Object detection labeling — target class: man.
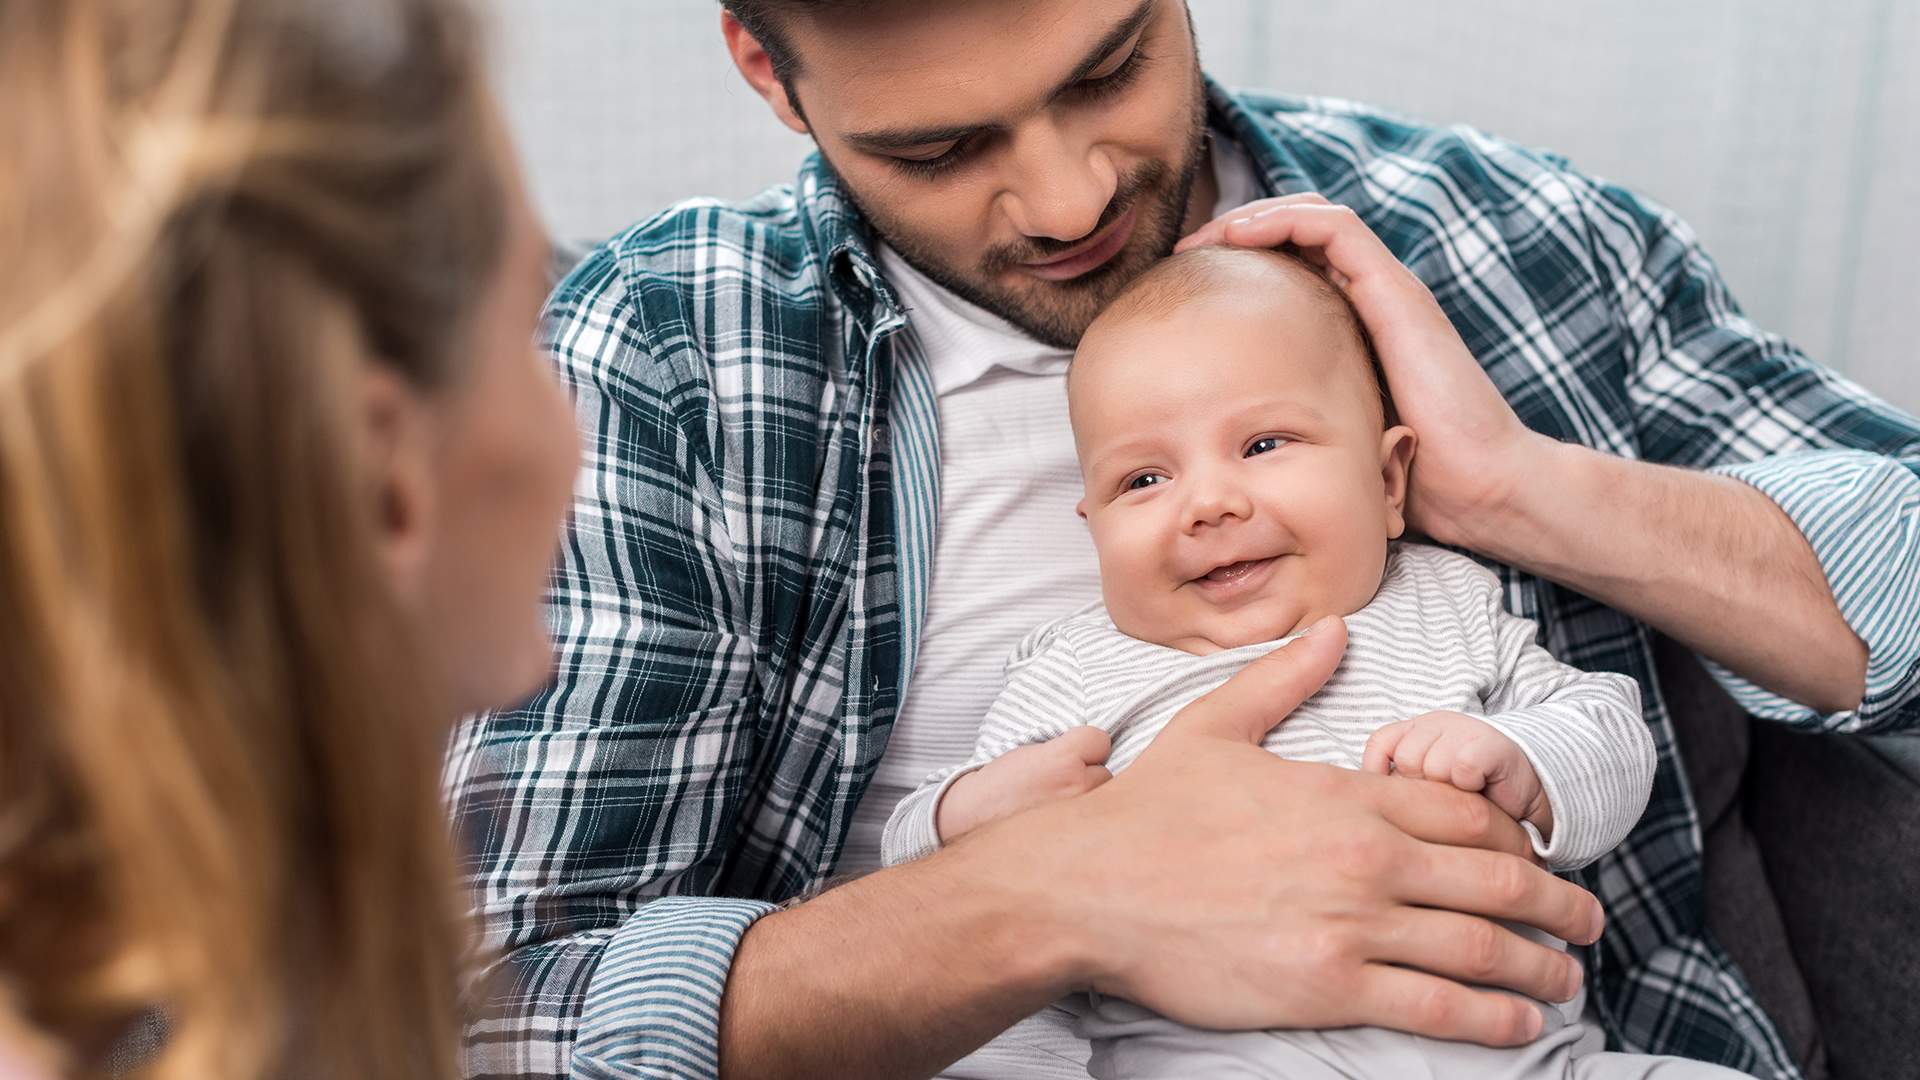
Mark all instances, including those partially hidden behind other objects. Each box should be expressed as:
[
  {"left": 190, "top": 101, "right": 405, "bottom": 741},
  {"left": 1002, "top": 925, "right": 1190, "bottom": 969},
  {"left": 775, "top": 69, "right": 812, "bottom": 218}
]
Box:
[{"left": 447, "top": 2, "right": 1920, "bottom": 1077}]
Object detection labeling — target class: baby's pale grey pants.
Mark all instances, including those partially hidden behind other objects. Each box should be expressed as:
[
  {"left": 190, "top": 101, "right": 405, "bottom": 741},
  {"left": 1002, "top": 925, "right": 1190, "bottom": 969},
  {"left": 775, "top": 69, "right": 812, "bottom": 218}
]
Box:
[{"left": 1068, "top": 993, "right": 1753, "bottom": 1080}]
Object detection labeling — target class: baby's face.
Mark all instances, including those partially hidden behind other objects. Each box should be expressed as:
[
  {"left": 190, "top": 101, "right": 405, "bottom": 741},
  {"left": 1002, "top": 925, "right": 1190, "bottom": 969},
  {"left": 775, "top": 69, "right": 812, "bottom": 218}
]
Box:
[{"left": 1071, "top": 271, "right": 1414, "bottom": 653}]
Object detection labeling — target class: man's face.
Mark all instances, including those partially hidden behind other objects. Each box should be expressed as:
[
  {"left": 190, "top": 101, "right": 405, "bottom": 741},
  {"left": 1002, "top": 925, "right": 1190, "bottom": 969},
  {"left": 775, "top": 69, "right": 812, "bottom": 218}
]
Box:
[{"left": 774, "top": 0, "right": 1211, "bottom": 349}]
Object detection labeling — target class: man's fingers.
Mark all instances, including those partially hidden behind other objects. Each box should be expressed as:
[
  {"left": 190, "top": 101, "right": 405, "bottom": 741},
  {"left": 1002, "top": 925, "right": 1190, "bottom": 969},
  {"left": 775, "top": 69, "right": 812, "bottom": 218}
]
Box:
[
  {"left": 1351, "top": 965, "right": 1544, "bottom": 1047},
  {"left": 1367, "top": 770, "right": 1533, "bottom": 858},
  {"left": 1368, "top": 907, "right": 1581, "bottom": 1005},
  {"left": 1215, "top": 204, "right": 1394, "bottom": 271},
  {"left": 1159, "top": 616, "right": 1347, "bottom": 745},
  {"left": 1396, "top": 842, "right": 1604, "bottom": 946},
  {"left": 1175, "top": 192, "right": 1333, "bottom": 252}
]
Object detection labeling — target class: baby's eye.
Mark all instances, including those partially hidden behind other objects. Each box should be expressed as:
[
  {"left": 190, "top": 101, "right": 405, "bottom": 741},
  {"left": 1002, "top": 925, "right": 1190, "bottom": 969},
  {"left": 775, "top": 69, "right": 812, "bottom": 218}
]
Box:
[
  {"left": 1246, "top": 436, "right": 1290, "bottom": 457},
  {"left": 1126, "top": 473, "right": 1168, "bottom": 491}
]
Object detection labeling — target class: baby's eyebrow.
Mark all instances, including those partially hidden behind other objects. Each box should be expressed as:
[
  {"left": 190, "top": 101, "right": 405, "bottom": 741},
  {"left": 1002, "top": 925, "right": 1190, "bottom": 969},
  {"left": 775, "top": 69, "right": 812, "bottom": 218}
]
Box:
[{"left": 1083, "top": 437, "right": 1163, "bottom": 480}]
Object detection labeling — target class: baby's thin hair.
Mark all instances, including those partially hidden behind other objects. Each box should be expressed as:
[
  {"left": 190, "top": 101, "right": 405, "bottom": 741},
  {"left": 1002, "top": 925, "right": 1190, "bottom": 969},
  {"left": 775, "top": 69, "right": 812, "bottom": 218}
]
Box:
[{"left": 1084, "top": 246, "right": 1397, "bottom": 427}]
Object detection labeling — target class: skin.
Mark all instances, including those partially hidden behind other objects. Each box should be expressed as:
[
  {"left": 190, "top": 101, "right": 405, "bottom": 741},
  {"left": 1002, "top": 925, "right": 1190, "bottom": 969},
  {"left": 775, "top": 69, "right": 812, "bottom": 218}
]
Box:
[
  {"left": 714, "top": 1, "right": 1864, "bottom": 1075},
  {"left": 369, "top": 98, "right": 580, "bottom": 718},
  {"left": 942, "top": 256, "right": 1553, "bottom": 846},
  {"left": 725, "top": 0, "right": 1216, "bottom": 349},
  {"left": 1180, "top": 196, "right": 1866, "bottom": 714}
]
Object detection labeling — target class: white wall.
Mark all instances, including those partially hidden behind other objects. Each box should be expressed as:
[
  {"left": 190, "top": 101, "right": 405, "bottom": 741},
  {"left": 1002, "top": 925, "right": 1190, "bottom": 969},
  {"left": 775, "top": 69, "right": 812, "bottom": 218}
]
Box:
[{"left": 490, "top": 0, "right": 1919, "bottom": 414}]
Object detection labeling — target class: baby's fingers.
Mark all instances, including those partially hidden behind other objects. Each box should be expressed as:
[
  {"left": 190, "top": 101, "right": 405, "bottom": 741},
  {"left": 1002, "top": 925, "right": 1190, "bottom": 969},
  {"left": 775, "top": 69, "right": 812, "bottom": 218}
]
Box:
[{"left": 1361, "top": 721, "right": 1410, "bottom": 775}]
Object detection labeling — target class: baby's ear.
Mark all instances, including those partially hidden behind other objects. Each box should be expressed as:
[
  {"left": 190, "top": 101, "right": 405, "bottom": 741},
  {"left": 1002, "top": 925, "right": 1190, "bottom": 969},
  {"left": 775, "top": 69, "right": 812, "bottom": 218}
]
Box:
[{"left": 1379, "top": 425, "right": 1417, "bottom": 538}]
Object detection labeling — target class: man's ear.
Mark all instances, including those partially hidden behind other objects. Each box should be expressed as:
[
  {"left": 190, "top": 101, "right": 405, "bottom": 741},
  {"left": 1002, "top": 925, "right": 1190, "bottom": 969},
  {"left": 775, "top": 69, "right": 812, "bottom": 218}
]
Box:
[
  {"left": 361, "top": 364, "right": 437, "bottom": 605},
  {"left": 1379, "top": 424, "right": 1417, "bottom": 539},
  {"left": 721, "top": 11, "right": 809, "bottom": 135}
]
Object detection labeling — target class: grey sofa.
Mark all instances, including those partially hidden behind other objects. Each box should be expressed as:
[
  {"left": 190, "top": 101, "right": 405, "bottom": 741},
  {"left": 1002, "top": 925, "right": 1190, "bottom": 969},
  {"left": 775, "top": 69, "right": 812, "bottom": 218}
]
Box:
[{"left": 1657, "top": 634, "right": 1920, "bottom": 1079}]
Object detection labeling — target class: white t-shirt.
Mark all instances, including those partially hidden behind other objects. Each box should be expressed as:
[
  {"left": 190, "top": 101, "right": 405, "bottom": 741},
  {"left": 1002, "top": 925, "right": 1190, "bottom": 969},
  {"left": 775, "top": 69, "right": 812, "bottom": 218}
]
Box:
[{"left": 835, "top": 133, "right": 1263, "bottom": 1079}]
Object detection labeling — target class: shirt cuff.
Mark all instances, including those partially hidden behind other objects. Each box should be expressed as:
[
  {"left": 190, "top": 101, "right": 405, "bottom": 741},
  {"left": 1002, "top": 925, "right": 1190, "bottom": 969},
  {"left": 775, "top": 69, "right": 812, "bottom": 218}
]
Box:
[
  {"left": 1710, "top": 449, "right": 1920, "bottom": 730},
  {"left": 880, "top": 764, "right": 985, "bottom": 867},
  {"left": 1474, "top": 691, "right": 1652, "bottom": 872},
  {"left": 572, "top": 896, "right": 778, "bottom": 1079}
]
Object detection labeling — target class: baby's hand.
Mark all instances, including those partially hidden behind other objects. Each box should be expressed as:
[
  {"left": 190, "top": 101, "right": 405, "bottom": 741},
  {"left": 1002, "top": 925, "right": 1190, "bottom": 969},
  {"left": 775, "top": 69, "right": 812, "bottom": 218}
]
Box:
[
  {"left": 937, "top": 726, "right": 1114, "bottom": 844},
  {"left": 1362, "top": 711, "right": 1552, "bottom": 838}
]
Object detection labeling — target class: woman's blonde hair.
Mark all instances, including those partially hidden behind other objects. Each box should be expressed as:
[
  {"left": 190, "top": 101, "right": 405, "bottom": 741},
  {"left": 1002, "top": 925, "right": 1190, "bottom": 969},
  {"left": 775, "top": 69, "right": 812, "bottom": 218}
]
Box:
[{"left": 0, "top": 0, "right": 503, "bottom": 1075}]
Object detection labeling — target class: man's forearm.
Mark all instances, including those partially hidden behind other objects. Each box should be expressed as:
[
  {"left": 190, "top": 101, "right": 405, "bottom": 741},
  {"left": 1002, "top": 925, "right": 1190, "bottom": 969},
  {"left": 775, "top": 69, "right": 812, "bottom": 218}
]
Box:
[
  {"left": 718, "top": 834, "right": 1083, "bottom": 1080},
  {"left": 1461, "top": 437, "right": 1867, "bottom": 714}
]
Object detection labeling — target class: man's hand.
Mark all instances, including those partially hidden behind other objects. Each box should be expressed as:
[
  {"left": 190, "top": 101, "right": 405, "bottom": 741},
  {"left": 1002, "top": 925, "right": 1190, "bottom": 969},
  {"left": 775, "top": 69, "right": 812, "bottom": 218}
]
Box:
[
  {"left": 1363, "top": 710, "right": 1553, "bottom": 839},
  {"left": 1176, "top": 194, "right": 1544, "bottom": 550},
  {"left": 1178, "top": 195, "right": 1867, "bottom": 714},
  {"left": 994, "top": 615, "right": 1599, "bottom": 1047},
  {"left": 937, "top": 727, "right": 1113, "bottom": 843}
]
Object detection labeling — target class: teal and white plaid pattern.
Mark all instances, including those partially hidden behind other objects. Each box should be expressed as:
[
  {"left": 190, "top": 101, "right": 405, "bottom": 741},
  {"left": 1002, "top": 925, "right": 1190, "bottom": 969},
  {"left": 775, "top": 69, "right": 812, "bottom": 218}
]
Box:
[{"left": 446, "top": 84, "right": 1920, "bottom": 1079}]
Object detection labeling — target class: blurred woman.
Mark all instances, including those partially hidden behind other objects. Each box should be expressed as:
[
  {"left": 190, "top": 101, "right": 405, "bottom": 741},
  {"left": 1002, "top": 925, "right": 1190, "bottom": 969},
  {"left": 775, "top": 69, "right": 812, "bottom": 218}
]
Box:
[{"left": 0, "top": 0, "right": 579, "bottom": 1076}]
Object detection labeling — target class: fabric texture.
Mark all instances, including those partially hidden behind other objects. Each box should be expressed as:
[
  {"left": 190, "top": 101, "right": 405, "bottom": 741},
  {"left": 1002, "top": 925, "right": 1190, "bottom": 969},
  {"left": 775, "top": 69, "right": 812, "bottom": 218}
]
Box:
[
  {"left": 444, "top": 82, "right": 1920, "bottom": 1079},
  {"left": 1071, "top": 992, "right": 1751, "bottom": 1080},
  {"left": 880, "top": 543, "right": 1652, "bottom": 873}
]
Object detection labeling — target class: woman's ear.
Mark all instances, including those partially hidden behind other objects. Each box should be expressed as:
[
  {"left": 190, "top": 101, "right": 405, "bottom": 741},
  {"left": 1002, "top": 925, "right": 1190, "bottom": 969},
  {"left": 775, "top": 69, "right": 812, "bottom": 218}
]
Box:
[
  {"left": 360, "top": 364, "right": 437, "bottom": 604},
  {"left": 1379, "top": 424, "right": 1417, "bottom": 539},
  {"left": 721, "top": 12, "right": 810, "bottom": 135}
]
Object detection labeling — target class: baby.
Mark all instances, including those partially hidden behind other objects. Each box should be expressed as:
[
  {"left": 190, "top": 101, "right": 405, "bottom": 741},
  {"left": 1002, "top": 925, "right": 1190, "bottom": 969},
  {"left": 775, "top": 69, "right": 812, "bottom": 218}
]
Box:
[{"left": 882, "top": 248, "right": 1747, "bottom": 1079}]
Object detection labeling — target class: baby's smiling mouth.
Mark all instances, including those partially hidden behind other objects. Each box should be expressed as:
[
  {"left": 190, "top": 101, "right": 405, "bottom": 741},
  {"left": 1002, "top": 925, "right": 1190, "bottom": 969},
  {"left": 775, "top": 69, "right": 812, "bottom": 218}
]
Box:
[{"left": 1188, "top": 555, "right": 1281, "bottom": 594}]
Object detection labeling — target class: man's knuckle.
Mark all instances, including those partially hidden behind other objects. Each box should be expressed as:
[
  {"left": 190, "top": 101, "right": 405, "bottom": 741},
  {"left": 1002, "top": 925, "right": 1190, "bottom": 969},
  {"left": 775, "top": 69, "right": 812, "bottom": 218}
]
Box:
[
  {"left": 1455, "top": 793, "right": 1495, "bottom": 838},
  {"left": 1301, "top": 925, "right": 1354, "bottom": 978},
  {"left": 1489, "top": 857, "right": 1532, "bottom": 907},
  {"left": 1412, "top": 984, "right": 1456, "bottom": 1030},
  {"left": 1462, "top": 921, "right": 1503, "bottom": 981},
  {"left": 1334, "top": 831, "right": 1392, "bottom": 881}
]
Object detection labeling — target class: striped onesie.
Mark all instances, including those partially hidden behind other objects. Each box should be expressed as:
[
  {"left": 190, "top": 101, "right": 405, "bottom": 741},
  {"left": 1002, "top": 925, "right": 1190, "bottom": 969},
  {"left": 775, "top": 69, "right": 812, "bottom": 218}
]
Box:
[{"left": 882, "top": 543, "right": 1743, "bottom": 1079}]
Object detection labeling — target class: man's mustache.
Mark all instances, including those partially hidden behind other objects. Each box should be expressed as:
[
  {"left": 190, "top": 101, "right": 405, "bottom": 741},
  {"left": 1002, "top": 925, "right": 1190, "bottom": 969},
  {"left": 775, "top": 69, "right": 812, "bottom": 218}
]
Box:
[{"left": 981, "top": 159, "right": 1173, "bottom": 274}]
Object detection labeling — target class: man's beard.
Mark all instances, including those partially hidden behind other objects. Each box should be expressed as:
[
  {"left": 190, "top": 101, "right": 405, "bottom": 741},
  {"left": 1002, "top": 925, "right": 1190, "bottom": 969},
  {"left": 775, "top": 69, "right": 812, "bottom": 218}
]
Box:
[{"left": 845, "top": 78, "right": 1211, "bottom": 350}]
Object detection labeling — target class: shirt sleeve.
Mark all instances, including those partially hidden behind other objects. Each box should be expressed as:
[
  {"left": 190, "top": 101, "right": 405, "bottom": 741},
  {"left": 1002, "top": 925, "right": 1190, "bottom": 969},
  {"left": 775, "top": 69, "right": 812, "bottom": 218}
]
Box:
[
  {"left": 1578, "top": 175, "right": 1920, "bottom": 733},
  {"left": 445, "top": 245, "right": 772, "bottom": 1080},
  {"left": 880, "top": 627, "right": 1089, "bottom": 866},
  {"left": 1471, "top": 572, "right": 1657, "bottom": 871},
  {"left": 1706, "top": 450, "right": 1920, "bottom": 730}
]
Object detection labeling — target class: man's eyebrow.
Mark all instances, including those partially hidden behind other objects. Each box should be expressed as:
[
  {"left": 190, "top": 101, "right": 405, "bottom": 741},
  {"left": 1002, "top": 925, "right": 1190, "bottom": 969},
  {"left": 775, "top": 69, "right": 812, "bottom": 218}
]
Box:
[{"left": 842, "top": 0, "right": 1155, "bottom": 154}]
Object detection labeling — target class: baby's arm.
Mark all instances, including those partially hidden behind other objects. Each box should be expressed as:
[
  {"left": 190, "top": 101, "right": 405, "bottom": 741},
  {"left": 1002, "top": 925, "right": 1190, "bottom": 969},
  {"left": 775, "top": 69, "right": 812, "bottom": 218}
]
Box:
[
  {"left": 880, "top": 630, "right": 1106, "bottom": 867},
  {"left": 1368, "top": 571, "right": 1654, "bottom": 871}
]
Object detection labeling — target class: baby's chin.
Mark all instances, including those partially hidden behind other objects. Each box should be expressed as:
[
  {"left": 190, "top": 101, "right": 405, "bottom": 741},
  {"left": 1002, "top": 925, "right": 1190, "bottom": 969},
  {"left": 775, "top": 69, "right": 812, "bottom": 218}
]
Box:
[{"left": 1124, "top": 604, "right": 1324, "bottom": 656}]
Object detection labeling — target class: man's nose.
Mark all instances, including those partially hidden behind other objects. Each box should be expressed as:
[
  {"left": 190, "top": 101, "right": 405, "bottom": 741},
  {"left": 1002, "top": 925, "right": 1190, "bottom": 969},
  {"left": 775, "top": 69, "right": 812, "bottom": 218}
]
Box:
[
  {"left": 1183, "top": 475, "right": 1254, "bottom": 533},
  {"left": 998, "top": 118, "right": 1117, "bottom": 244}
]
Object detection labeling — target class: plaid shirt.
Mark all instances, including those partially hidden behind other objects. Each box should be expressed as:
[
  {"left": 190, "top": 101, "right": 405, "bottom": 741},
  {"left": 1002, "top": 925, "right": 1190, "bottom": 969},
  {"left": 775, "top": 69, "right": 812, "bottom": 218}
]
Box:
[{"left": 447, "top": 83, "right": 1920, "bottom": 1079}]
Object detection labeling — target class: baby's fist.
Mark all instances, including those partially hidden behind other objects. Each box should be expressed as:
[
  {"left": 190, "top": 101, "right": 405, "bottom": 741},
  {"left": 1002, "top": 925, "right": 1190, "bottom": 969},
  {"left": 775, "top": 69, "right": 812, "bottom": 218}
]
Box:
[
  {"left": 937, "top": 726, "right": 1113, "bottom": 843},
  {"left": 1362, "top": 711, "right": 1551, "bottom": 836}
]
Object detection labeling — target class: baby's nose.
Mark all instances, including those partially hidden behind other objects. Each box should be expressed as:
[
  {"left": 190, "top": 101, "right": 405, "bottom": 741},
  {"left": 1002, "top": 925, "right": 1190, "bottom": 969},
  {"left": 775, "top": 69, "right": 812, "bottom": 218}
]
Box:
[{"left": 1185, "top": 481, "right": 1254, "bottom": 531}]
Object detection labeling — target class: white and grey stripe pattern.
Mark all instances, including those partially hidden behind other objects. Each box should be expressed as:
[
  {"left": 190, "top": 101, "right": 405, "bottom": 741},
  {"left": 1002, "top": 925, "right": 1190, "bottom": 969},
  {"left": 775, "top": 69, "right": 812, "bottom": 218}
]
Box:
[{"left": 883, "top": 542, "right": 1655, "bottom": 874}]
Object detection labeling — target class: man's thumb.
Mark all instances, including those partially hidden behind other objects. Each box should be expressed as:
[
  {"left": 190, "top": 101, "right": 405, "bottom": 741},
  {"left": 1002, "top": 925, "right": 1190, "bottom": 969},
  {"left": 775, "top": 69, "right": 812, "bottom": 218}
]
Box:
[{"left": 1162, "top": 615, "right": 1347, "bottom": 745}]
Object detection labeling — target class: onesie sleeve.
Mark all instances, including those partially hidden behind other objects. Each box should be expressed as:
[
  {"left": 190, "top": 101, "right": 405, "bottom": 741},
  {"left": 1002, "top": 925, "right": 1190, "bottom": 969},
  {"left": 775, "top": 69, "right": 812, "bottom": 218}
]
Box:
[
  {"left": 879, "top": 622, "right": 1091, "bottom": 867},
  {"left": 1467, "top": 570, "right": 1657, "bottom": 871}
]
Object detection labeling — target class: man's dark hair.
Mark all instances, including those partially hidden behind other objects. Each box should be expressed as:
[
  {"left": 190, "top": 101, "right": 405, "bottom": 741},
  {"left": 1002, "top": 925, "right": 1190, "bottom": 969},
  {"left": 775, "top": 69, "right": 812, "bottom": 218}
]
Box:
[{"left": 719, "top": 1, "right": 829, "bottom": 99}]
